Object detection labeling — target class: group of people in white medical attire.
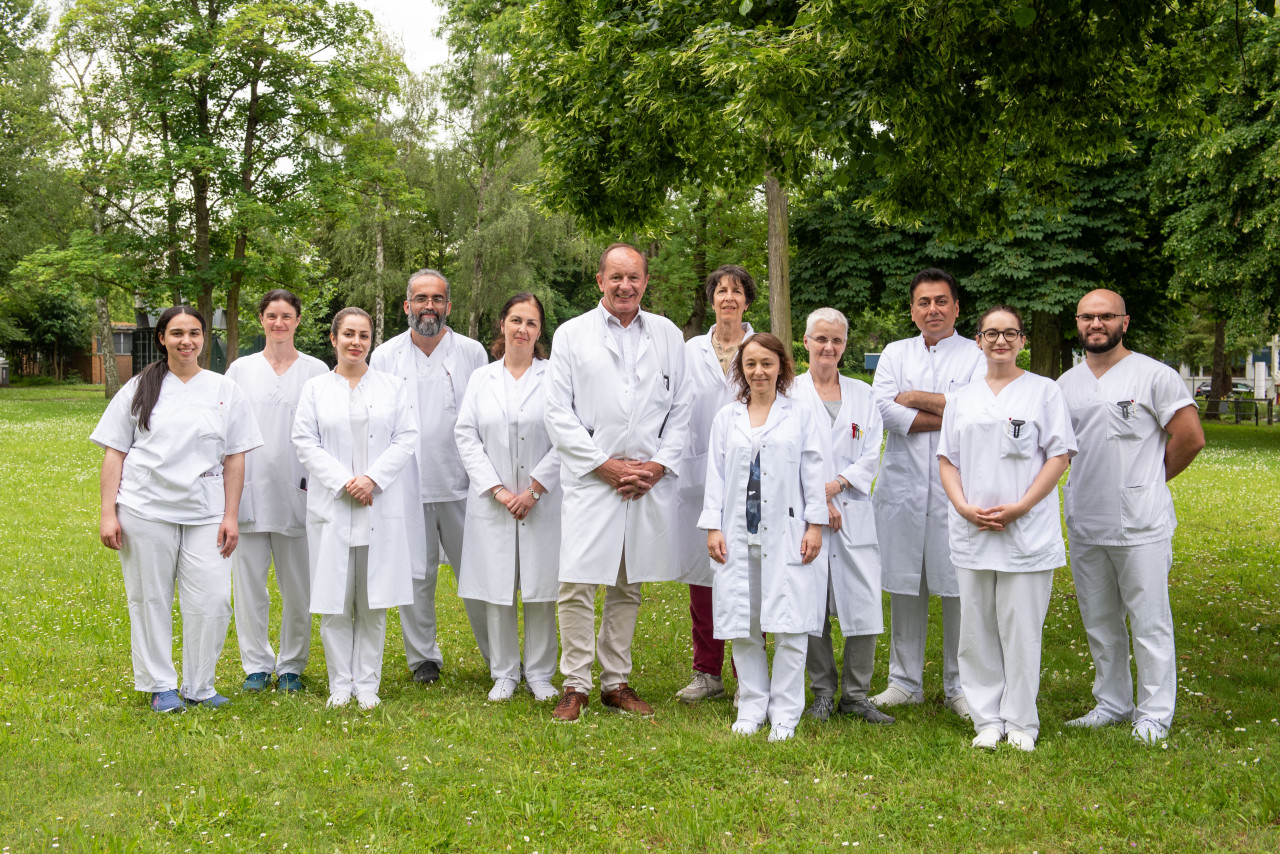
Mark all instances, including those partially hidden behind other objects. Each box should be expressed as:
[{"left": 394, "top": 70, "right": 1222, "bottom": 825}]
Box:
[{"left": 94, "top": 264, "right": 1202, "bottom": 747}]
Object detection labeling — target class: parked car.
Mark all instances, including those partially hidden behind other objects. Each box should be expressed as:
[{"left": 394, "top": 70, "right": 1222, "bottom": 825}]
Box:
[{"left": 1194, "top": 380, "right": 1257, "bottom": 398}]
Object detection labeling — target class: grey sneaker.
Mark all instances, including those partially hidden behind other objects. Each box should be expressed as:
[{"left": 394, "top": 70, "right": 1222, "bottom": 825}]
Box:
[
  {"left": 805, "top": 696, "right": 836, "bottom": 721},
  {"left": 943, "top": 694, "right": 972, "bottom": 721},
  {"left": 1132, "top": 718, "right": 1168, "bottom": 744},
  {"left": 675, "top": 671, "right": 725, "bottom": 702},
  {"left": 841, "top": 697, "right": 896, "bottom": 725},
  {"left": 1066, "top": 707, "right": 1127, "bottom": 728}
]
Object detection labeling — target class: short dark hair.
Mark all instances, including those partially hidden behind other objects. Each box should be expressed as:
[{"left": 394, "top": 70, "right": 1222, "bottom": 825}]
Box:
[
  {"left": 258, "top": 289, "right": 301, "bottom": 316},
  {"left": 910, "top": 267, "right": 959, "bottom": 302},
  {"left": 598, "top": 243, "right": 647, "bottom": 276},
  {"left": 976, "top": 304, "right": 1024, "bottom": 333},
  {"left": 490, "top": 292, "right": 548, "bottom": 360},
  {"left": 703, "top": 265, "right": 756, "bottom": 308},
  {"left": 731, "top": 333, "right": 795, "bottom": 404}
]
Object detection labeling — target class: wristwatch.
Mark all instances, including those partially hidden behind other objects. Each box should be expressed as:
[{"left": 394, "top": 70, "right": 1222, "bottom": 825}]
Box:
[{"left": 528, "top": 487, "right": 541, "bottom": 501}]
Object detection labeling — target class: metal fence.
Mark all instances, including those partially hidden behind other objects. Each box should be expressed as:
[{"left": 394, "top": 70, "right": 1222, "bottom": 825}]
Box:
[{"left": 1196, "top": 398, "right": 1276, "bottom": 425}]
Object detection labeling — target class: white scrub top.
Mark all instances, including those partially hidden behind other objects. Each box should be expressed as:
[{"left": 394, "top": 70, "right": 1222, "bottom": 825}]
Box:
[
  {"left": 91, "top": 369, "right": 263, "bottom": 525},
  {"left": 225, "top": 351, "right": 328, "bottom": 536},
  {"left": 1057, "top": 352, "right": 1195, "bottom": 546},
  {"left": 937, "top": 372, "right": 1076, "bottom": 572}
]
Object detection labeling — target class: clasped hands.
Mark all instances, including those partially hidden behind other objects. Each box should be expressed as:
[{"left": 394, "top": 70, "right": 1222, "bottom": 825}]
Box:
[
  {"left": 595, "top": 458, "right": 664, "bottom": 500},
  {"left": 491, "top": 480, "right": 545, "bottom": 521},
  {"left": 955, "top": 500, "right": 1028, "bottom": 532}
]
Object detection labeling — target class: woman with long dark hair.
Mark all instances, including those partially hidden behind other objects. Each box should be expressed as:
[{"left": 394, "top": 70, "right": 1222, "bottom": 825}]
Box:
[
  {"left": 454, "top": 293, "right": 562, "bottom": 702},
  {"left": 226, "top": 290, "right": 328, "bottom": 694},
  {"left": 92, "top": 306, "right": 263, "bottom": 712}
]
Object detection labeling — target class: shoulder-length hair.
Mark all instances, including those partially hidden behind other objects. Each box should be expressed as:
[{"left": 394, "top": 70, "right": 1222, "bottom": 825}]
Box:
[
  {"left": 490, "top": 293, "right": 548, "bottom": 360},
  {"left": 731, "top": 332, "right": 795, "bottom": 404}
]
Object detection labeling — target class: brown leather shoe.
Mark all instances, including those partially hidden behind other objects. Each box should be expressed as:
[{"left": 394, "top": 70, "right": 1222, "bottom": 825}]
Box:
[
  {"left": 600, "top": 683, "right": 654, "bottom": 716},
  {"left": 552, "top": 688, "right": 589, "bottom": 722}
]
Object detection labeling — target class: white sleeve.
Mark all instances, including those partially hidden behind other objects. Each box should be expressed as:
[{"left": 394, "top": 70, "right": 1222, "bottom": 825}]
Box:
[
  {"left": 454, "top": 375, "right": 504, "bottom": 495},
  {"left": 89, "top": 379, "right": 139, "bottom": 453},
  {"left": 871, "top": 345, "right": 918, "bottom": 436},
  {"left": 1039, "top": 381, "right": 1077, "bottom": 459},
  {"left": 366, "top": 377, "right": 419, "bottom": 491},
  {"left": 837, "top": 387, "right": 882, "bottom": 496},
  {"left": 543, "top": 326, "right": 609, "bottom": 478},
  {"left": 291, "top": 382, "right": 353, "bottom": 498},
  {"left": 1151, "top": 362, "right": 1196, "bottom": 427},
  {"left": 697, "top": 408, "right": 731, "bottom": 531},
  {"left": 650, "top": 327, "right": 689, "bottom": 475},
  {"left": 799, "top": 406, "right": 829, "bottom": 525},
  {"left": 936, "top": 392, "right": 960, "bottom": 466},
  {"left": 223, "top": 380, "right": 264, "bottom": 455}
]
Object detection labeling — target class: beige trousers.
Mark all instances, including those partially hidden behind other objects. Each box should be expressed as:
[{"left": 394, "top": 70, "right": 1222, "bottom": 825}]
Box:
[{"left": 557, "top": 555, "right": 642, "bottom": 694}]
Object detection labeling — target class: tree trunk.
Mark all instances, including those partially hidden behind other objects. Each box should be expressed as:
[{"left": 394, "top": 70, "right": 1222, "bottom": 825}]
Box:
[
  {"left": 91, "top": 206, "right": 122, "bottom": 397},
  {"left": 683, "top": 191, "right": 709, "bottom": 341},
  {"left": 1029, "top": 310, "right": 1062, "bottom": 378},
  {"left": 159, "top": 114, "right": 182, "bottom": 306},
  {"left": 468, "top": 169, "right": 488, "bottom": 341},
  {"left": 765, "top": 172, "right": 791, "bottom": 346},
  {"left": 374, "top": 208, "right": 386, "bottom": 348},
  {"left": 1208, "top": 317, "right": 1229, "bottom": 420}
]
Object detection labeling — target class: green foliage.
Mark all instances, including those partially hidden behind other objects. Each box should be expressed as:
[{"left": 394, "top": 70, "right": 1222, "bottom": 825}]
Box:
[{"left": 0, "top": 264, "right": 93, "bottom": 376}]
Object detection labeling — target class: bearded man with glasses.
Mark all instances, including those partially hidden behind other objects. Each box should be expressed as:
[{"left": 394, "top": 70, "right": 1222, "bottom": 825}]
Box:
[
  {"left": 1056, "top": 289, "right": 1204, "bottom": 744},
  {"left": 371, "top": 269, "right": 492, "bottom": 685}
]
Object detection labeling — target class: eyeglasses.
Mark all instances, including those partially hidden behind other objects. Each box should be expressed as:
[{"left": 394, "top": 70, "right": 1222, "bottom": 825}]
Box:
[
  {"left": 808, "top": 336, "right": 845, "bottom": 348},
  {"left": 411, "top": 295, "right": 447, "bottom": 307},
  {"left": 1076, "top": 313, "right": 1122, "bottom": 323},
  {"left": 979, "top": 329, "right": 1024, "bottom": 342}
]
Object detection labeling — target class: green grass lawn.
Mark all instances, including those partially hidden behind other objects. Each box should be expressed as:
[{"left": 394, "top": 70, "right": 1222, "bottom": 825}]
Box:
[{"left": 1, "top": 388, "right": 1277, "bottom": 852}]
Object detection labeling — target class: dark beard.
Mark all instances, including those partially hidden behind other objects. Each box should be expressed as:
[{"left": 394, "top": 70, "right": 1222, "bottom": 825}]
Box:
[
  {"left": 411, "top": 310, "right": 444, "bottom": 338},
  {"left": 1082, "top": 327, "right": 1123, "bottom": 354}
]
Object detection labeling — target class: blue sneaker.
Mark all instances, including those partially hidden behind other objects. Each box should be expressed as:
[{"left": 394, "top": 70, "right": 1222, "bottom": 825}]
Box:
[
  {"left": 276, "top": 673, "right": 304, "bottom": 693},
  {"left": 151, "top": 690, "right": 186, "bottom": 713},
  {"left": 185, "top": 692, "right": 231, "bottom": 709},
  {"left": 242, "top": 672, "right": 271, "bottom": 693}
]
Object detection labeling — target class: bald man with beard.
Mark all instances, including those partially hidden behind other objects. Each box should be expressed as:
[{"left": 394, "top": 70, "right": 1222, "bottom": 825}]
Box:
[{"left": 1056, "top": 289, "right": 1204, "bottom": 744}]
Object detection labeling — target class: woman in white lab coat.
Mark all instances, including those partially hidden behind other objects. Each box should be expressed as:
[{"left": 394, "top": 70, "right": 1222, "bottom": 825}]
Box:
[
  {"left": 674, "top": 265, "right": 756, "bottom": 703},
  {"left": 92, "top": 306, "right": 263, "bottom": 712},
  {"left": 226, "top": 289, "right": 328, "bottom": 694},
  {"left": 292, "top": 307, "right": 421, "bottom": 711},
  {"left": 699, "top": 333, "right": 828, "bottom": 742},
  {"left": 792, "top": 307, "right": 890, "bottom": 725},
  {"left": 455, "top": 293, "right": 562, "bottom": 703},
  {"left": 937, "top": 306, "right": 1076, "bottom": 751}
]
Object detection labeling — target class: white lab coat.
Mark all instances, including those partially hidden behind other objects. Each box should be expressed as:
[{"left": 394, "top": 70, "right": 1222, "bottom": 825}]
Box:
[
  {"left": 793, "top": 372, "right": 885, "bottom": 636},
  {"left": 90, "top": 370, "right": 263, "bottom": 524},
  {"left": 544, "top": 304, "right": 690, "bottom": 585},
  {"left": 370, "top": 327, "right": 488, "bottom": 503},
  {"left": 454, "top": 359, "right": 563, "bottom": 604},
  {"left": 292, "top": 370, "right": 423, "bottom": 614},
  {"left": 225, "top": 352, "right": 329, "bottom": 536},
  {"left": 871, "top": 331, "right": 985, "bottom": 597},
  {"left": 697, "top": 394, "right": 829, "bottom": 638},
  {"left": 675, "top": 324, "right": 753, "bottom": 585},
  {"left": 936, "top": 372, "right": 1076, "bottom": 572}
]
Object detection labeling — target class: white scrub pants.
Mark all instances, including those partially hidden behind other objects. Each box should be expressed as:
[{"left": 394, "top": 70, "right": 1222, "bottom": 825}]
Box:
[
  {"left": 731, "top": 546, "right": 808, "bottom": 730},
  {"left": 320, "top": 547, "right": 386, "bottom": 697},
  {"left": 232, "top": 531, "right": 311, "bottom": 677},
  {"left": 401, "top": 500, "right": 491, "bottom": 670},
  {"left": 886, "top": 574, "right": 963, "bottom": 698},
  {"left": 956, "top": 568, "right": 1054, "bottom": 738},
  {"left": 117, "top": 506, "right": 232, "bottom": 701},
  {"left": 1069, "top": 538, "right": 1176, "bottom": 728},
  {"left": 558, "top": 554, "right": 642, "bottom": 694},
  {"left": 481, "top": 550, "right": 558, "bottom": 683}
]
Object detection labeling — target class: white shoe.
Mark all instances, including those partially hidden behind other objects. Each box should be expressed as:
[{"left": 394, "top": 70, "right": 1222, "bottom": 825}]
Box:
[
  {"left": 1066, "top": 707, "right": 1128, "bottom": 728},
  {"left": 356, "top": 692, "right": 380, "bottom": 710},
  {"left": 870, "top": 685, "right": 924, "bottom": 707},
  {"left": 326, "top": 691, "right": 351, "bottom": 709},
  {"left": 1132, "top": 718, "right": 1169, "bottom": 745},
  {"left": 944, "top": 694, "right": 971, "bottom": 721},
  {"left": 527, "top": 680, "right": 559, "bottom": 702},
  {"left": 1005, "top": 730, "right": 1036, "bottom": 752},
  {"left": 971, "top": 727, "right": 1002, "bottom": 750},
  {"left": 767, "top": 724, "right": 795, "bottom": 743},
  {"left": 488, "top": 677, "right": 518, "bottom": 701},
  {"left": 731, "top": 719, "right": 761, "bottom": 736},
  {"left": 675, "top": 671, "right": 726, "bottom": 702}
]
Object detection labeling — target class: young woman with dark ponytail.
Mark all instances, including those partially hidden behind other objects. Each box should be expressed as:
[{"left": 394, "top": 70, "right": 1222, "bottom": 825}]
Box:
[{"left": 91, "top": 306, "right": 263, "bottom": 713}]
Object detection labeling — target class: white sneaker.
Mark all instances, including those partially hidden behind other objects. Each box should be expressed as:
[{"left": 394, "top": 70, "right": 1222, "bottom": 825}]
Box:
[
  {"left": 731, "top": 719, "right": 761, "bottom": 736},
  {"left": 527, "top": 680, "right": 559, "bottom": 702},
  {"left": 1066, "top": 707, "right": 1128, "bottom": 728},
  {"left": 1005, "top": 730, "right": 1036, "bottom": 752},
  {"left": 675, "top": 671, "right": 726, "bottom": 702},
  {"left": 488, "top": 678, "right": 518, "bottom": 701},
  {"left": 326, "top": 691, "right": 351, "bottom": 709},
  {"left": 944, "top": 694, "right": 972, "bottom": 721},
  {"left": 356, "top": 692, "right": 380, "bottom": 710},
  {"left": 971, "top": 727, "right": 1002, "bottom": 750},
  {"left": 767, "top": 724, "right": 795, "bottom": 743},
  {"left": 870, "top": 685, "right": 924, "bottom": 707},
  {"left": 1132, "top": 718, "right": 1169, "bottom": 745}
]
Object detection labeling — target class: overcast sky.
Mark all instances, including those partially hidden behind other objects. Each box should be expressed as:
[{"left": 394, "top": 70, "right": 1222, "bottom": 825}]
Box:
[{"left": 354, "top": 0, "right": 450, "bottom": 73}]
